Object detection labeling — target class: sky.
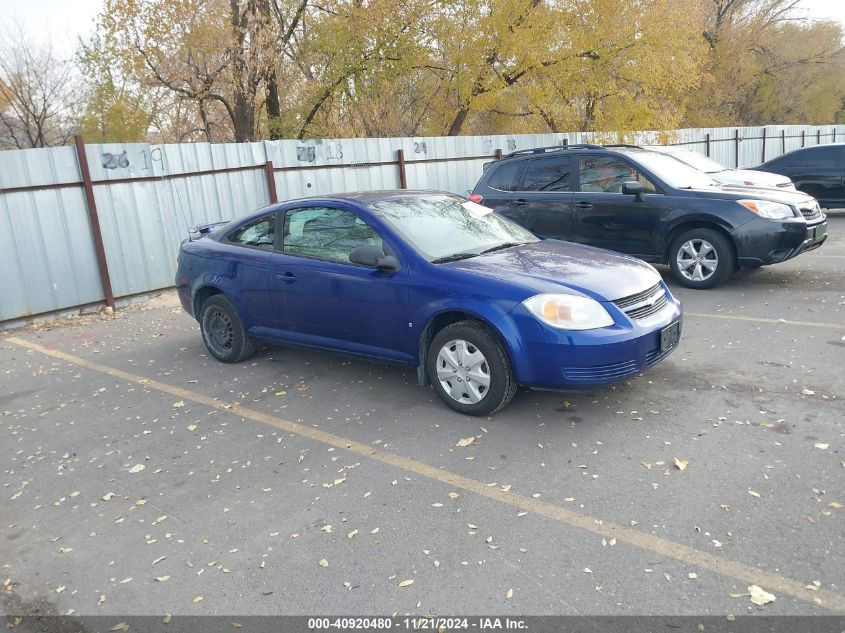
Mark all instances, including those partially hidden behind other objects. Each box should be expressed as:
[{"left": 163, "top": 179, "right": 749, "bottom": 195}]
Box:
[{"left": 3, "top": 0, "right": 845, "bottom": 56}]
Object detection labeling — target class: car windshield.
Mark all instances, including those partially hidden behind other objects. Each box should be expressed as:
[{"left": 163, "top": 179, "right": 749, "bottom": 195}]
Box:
[
  {"left": 619, "top": 150, "right": 720, "bottom": 189},
  {"left": 369, "top": 194, "right": 538, "bottom": 262},
  {"left": 658, "top": 148, "right": 727, "bottom": 174}
]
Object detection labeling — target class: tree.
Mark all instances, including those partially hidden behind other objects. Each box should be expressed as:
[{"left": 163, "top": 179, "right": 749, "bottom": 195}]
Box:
[{"left": 0, "top": 26, "right": 79, "bottom": 149}]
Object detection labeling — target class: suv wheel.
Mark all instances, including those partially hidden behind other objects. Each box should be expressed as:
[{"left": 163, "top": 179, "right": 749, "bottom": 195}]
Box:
[
  {"left": 669, "top": 229, "right": 734, "bottom": 289},
  {"left": 427, "top": 321, "right": 517, "bottom": 416}
]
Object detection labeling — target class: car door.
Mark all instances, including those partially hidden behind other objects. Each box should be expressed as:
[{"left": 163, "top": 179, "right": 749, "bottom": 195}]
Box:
[
  {"left": 570, "top": 154, "right": 668, "bottom": 259},
  {"left": 779, "top": 146, "right": 845, "bottom": 207},
  {"left": 503, "top": 155, "right": 575, "bottom": 239},
  {"left": 216, "top": 213, "right": 278, "bottom": 328},
  {"left": 265, "top": 204, "right": 413, "bottom": 363}
]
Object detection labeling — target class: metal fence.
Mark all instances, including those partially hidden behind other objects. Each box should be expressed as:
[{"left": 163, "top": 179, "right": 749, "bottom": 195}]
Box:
[{"left": 0, "top": 124, "right": 841, "bottom": 326}]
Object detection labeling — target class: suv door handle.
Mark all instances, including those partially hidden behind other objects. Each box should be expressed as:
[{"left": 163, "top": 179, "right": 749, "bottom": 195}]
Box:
[
  {"left": 276, "top": 273, "right": 298, "bottom": 283},
  {"left": 513, "top": 199, "right": 529, "bottom": 207},
  {"left": 574, "top": 202, "right": 593, "bottom": 209}
]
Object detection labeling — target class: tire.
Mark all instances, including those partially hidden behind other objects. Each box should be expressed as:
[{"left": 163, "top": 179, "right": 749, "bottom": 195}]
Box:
[
  {"left": 199, "top": 294, "right": 257, "bottom": 363},
  {"left": 427, "top": 320, "right": 517, "bottom": 416},
  {"left": 668, "top": 228, "right": 735, "bottom": 289}
]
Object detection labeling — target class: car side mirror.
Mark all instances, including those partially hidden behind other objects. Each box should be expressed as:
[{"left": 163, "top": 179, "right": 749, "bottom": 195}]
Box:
[
  {"left": 622, "top": 181, "right": 645, "bottom": 201},
  {"left": 349, "top": 245, "right": 400, "bottom": 272}
]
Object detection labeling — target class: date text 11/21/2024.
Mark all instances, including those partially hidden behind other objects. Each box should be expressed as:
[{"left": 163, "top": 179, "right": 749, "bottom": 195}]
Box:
[{"left": 306, "top": 617, "right": 528, "bottom": 630}]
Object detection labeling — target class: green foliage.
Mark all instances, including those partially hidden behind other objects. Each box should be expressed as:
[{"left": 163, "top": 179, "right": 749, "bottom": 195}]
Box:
[{"left": 71, "top": 0, "right": 845, "bottom": 142}]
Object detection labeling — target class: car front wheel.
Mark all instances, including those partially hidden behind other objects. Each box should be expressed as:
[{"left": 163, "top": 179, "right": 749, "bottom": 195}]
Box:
[
  {"left": 669, "top": 229, "right": 735, "bottom": 289},
  {"left": 427, "top": 321, "right": 517, "bottom": 416},
  {"left": 199, "top": 294, "right": 257, "bottom": 363}
]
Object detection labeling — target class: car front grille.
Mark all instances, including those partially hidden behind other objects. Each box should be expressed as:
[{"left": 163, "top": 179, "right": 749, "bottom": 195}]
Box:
[
  {"left": 799, "top": 203, "right": 822, "bottom": 220},
  {"left": 563, "top": 359, "right": 640, "bottom": 382},
  {"left": 612, "top": 283, "right": 668, "bottom": 320}
]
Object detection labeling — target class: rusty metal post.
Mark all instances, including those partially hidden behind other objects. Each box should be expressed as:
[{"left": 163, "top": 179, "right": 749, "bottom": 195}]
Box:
[
  {"left": 761, "top": 127, "right": 767, "bottom": 163},
  {"left": 495, "top": 149, "right": 503, "bottom": 160},
  {"left": 781, "top": 130, "right": 785, "bottom": 154},
  {"left": 801, "top": 130, "right": 805, "bottom": 147},
  {"left": 264, "top": 160, "right": 278, "bottom": 204},
  {"left": 74, "top": 135, "right": 115, "bottom": 309},
  {"left": 734, "top": 129, "right": 740, "bottom": 168},
  {"left": 817, "top": 129, "right": 821, "bottom": 144},
  {"left": 705, "top": 133, "right": 710, "bottom": 157},
  {"left": 397, "top": 149, "right": 407, "bottom": 189}
]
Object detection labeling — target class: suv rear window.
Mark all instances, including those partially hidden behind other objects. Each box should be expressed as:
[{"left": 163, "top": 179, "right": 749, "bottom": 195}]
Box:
[
  {"left": 486, "top": 160, "right": 525, "bottom": 192},
  {"left": 520, "top": 156, "right": 573, "bottom": 192}
]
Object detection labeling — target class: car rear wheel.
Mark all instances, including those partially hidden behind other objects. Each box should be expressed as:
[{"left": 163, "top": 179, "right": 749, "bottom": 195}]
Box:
[
  {"left": 669, "top": 229, "right": 734, "bottom": 289},
  {"left": 427, "top": 321, "right": 517, "bottom": 416},
  {"left": 199, "top": 294, "right": 257, "bottom": 363}
]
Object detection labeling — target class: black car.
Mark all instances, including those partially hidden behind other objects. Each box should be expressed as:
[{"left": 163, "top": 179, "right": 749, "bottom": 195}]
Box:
[
  {"left": 471, "top": 144, "right": 828, "bottom": 289},
  {"left": 755, "top": 143, "right": 845, "bottom": 209}
]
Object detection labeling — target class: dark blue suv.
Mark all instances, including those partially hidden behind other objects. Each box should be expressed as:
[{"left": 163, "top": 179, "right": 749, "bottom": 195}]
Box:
[{"left": 471, "top": 145, "right": 828, "bottom": 289}]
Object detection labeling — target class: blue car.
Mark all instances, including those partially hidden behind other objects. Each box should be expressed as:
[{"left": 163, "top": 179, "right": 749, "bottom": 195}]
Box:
[{"left": 175, "top": 191, "right": 682, "bottom": 415}]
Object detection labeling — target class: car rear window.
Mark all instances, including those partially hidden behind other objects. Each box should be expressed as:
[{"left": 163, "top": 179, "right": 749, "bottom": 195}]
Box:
[
  {"left": 486, "top": 160, "right": 524, "bottom": 191},
  {"left": 520, "top": 156, "right": 573, "bottom": 192}
]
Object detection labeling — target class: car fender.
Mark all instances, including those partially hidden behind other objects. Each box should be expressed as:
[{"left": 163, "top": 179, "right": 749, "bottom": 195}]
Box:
[
  {"left": 191, "top": 274, "right": 253, "bottom": 327},
  {"left": 415, "top": 298, "right": 527, "bottom": 385},
  {"left": 659, "top": 212, "right": 745, "bottom": 254}
]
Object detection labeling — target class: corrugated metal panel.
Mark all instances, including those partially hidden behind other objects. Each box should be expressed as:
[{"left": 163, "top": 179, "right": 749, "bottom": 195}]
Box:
[{"left": 1, "top": 124, "right": 842, "bottom": 325}]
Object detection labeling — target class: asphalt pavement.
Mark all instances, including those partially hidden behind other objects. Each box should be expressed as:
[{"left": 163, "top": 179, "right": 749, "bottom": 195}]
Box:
[{"left": 2, "top": 218, "right": 843, "bottom": 620}]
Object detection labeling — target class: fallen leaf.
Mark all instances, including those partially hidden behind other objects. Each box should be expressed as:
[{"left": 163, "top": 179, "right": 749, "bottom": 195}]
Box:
[
  {"left": 187, "top": 424, "right": 197, "bottom": 431},
  {"left": 748, "top": 490, "right": 761, "bottom": 498},
  {"left": 517, "top": 512, "right": 527, "bottom": 517},
  {"left": 431, "top": 503, "right": 444, "bottom": 508},
  {"left": 172, "top": 401, "right": 185, "bottom": 409},
  {"left": 448, "top": 492, "right": 460, "bottom": 500},
  {"left": 56, "top": 585, "right": 66, "bottom": 593},
  {"left": 128, "top": 464, "right": 145, "bottom": 474},
  {"left": 155, "top": 576, "right": 170, "bottom": 582},
  {"left": 319, "top": 559, "right": 329, "bottom": 568},
  {"left": 828, "top": 502, "right": 842, "bottom": 509},
  {"left": 152, "top": 556, "right": 166, "bottom": 565},
  {"left": 456, "top": 437, "right": 475, "bottom": 447},
  {"left": 506, "top": 588, "right": 513, "bottom": 599},
  {"left": 119, "top": 577, "right": 133, "bottom": 584},
  {"left": 814, "top": 443, "right": 829, "bottom": 450},
  {"left": 98, "top": 594, "right": 106, "bottom": 605},
  {"left": 347, "top": 529, "right": 358, "bottom": 539},
  {"left": 110, "top": 623, "right": 129, "bottom": 632},
  {"left": 748, "top": 585, "right": 775, "bottom": 606},
  {"left": 192, "top": 596, "right": 203, "bottom": 603},
  {"left": 370, "top": 528, "right": 379, "bottom": 534},
  {"left": 801, "top": 388, "right": 815, "bottom": 396},
  {"left": 58, "top": 547, "right": 73, "bottom": 554},
  {"left": 162, "top": 614, "right": 171, "bottom": 624},
  {"left": 688, "top": 572, "right": 698, "bottom": 579},
  {"left": 673, "top": 458, "right": 688, "bottom": 471},
  {"left": 102, "top": 492, "right": 116, "bottom": 501},
  {"left": 399, "top": 579, "right": 414, "bottom": 587}
]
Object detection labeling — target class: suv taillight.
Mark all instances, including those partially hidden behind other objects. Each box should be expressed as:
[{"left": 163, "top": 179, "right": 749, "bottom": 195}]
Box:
[{"left": 468, "top": 194, "right": 484, "bottom": 203}]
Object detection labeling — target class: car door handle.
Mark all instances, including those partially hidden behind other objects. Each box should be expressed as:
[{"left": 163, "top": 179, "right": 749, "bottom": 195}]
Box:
[
  {"left": 513, "top": 199, "right": 529, "bottom": 207},
  {"left": 276, "top": 273, "right": 298, "bottom": 283},
  {"left": 574, "top": 202, "right": 593, "bottom": 209}
]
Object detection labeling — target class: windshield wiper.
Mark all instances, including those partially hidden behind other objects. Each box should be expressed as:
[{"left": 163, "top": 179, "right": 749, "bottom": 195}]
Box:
[
  {"left": 431, "top": 252, "right": 480, "bottom": 264},
  {"left": 479, "top": 242, "right": 526, "bottom": 254}
]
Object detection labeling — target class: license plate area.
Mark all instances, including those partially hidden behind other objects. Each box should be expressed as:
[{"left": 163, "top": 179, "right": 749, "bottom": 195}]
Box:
[{"left": 660, "top": 321, "right": 681, "bottom": 353}]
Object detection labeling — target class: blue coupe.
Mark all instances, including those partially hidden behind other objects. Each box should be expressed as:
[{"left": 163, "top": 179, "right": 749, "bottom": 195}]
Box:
[{"left": 176, "top": 191, "right": 682, "bottom": 415}]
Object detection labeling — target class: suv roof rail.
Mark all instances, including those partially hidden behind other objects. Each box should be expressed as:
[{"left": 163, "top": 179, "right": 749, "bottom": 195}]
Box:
[
  {"left": 603, "top": 144, "right": 644, "bottom": 149},
  {"left": 503, "top": 143, "right": 604, "bottom": 158}
]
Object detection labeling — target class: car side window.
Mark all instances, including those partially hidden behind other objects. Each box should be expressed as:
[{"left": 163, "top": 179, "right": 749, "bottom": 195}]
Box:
[
  {"left": 519, "top": 156, "right": 573, "bottom": 192},
  {"left": 283, "top": 207, "right": 384, "bottom": 264},
  {"left": 225, "top": 214, "right": 276, "bottom": 250},
  {"left": 793, "top": 146, "right": 843, "bottom": 168},
  {"left": 579, "top": 157, "right": 657, "bottom": 193},
  {"left": 486, "top": 160, "right": 525, "bottom": 192}
]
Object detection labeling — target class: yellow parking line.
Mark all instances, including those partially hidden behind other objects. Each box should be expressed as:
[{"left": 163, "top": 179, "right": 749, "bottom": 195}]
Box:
[
  {"left": 7, "top": 335, "right": 844, "bottom": 613},
  {"left": 685, "top": 312, "right": 843, "bottom": 329}
]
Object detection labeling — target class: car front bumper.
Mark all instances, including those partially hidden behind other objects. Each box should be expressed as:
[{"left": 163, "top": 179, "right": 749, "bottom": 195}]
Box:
[
  {"left": 734, "top": 217, "right": 828, "bottom": 268},
  {"left": 499, "top": 287, "right": 683, "bottom": 390}
]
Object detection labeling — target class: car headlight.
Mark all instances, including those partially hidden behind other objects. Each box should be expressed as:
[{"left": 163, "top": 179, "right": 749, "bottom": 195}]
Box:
[
  {"left": 523, "top": 294, "right": 614, "bottom": 330},
  {"left": 737, "top": 199, "right": 796, "bottom": 220}
]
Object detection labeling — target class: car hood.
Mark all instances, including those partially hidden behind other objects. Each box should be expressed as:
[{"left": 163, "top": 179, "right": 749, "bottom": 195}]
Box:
[
  {"left": 442, "top": 240, "right": 662, "bottom": 302},
  {"left": 711, "top": 169, "right": 793, "bottom": 188},
  {"left": 691, "top": 185, "right": 816, "bottom": 207}
]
